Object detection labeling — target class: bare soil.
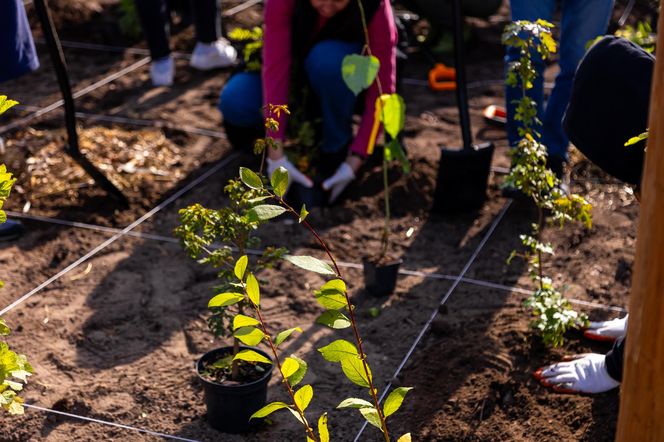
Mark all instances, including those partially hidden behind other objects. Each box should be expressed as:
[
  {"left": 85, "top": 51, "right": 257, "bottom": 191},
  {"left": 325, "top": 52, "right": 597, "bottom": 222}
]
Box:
[{"left": 0, "top": 1, "right": 641, "bottom": 441}]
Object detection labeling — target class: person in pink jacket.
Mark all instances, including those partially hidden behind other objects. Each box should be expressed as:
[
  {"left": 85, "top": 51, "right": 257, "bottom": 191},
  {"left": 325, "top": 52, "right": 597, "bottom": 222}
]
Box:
[{"left": 219, "top": 0, "right": 397, "bottom": 203}]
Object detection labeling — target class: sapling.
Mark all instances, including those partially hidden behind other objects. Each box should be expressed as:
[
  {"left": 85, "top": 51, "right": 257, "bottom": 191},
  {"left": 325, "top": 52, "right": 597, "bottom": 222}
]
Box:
[
  {"left": 502, "top": 21, "right": 593, "bottom": 347},
  {"left": 340, "top": 0, "right": 410, "bottom": 262},
  {"left": 230, "top": 108, "right": 412, "bottom": 441},
  {"left": 0, "top": 96, "right": 33, "bottom": 414}
]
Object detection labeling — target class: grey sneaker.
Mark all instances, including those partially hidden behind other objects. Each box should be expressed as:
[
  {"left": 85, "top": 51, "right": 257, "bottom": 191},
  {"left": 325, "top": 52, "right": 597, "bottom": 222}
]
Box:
[
  {"left": 190, "top": 39, "right": 237, "bottom": 70},
  {"left": 150, "top": 56, "right": 174, "bottom": 87}
]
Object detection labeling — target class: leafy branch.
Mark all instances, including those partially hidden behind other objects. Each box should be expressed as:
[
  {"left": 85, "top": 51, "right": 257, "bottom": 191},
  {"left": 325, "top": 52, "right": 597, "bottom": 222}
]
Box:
[{"left": 502, "top": 22, "right": 592, "bottom": 347}]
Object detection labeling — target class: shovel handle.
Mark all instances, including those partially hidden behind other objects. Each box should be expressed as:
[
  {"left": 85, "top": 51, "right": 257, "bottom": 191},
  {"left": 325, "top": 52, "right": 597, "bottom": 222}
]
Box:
[{"left": 428, "top": 63, "right": 457, "bottom": 91}]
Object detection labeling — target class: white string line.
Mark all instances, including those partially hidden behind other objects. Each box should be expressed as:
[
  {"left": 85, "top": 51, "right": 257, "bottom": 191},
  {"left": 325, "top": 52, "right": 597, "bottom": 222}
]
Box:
[
  {"left": 0, "top": 152, "right": 239, "bottom": 317},
  {"left": 353, "top": 199, "right": 512, "bottom": 441},
  {"left": 23, "top": 404, "right": 202, "bottom": 442},
  {"left": 4, "top": 211, "right": 626, "bottom": 314},
  {"left": 0, "top": 57, "right": 151, "bottom": 136},
  {"left": 35, "top": 39, "right": 192, "bottom": 60},
  {"left": 223, "top": 0, "right": 263, "bottom": 16}
]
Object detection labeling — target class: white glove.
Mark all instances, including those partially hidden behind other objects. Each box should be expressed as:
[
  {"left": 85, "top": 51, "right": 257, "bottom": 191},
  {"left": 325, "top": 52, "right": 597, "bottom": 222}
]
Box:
[
  {"left": 266, "top": 156, "right": 313, "bottom": 191},
  {"left": 534, "top": 353, "right": 620, "bottom": 394},
  {"left": 322, "top": 162, "right": 355, "bottom": 203},
  {"left": 584, "top": 315, "right": 628, "bottom": 342}
]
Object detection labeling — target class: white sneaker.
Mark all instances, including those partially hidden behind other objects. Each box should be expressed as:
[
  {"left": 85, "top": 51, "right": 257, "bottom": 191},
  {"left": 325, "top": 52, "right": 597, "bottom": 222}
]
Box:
[
  {"left": 150, "top": 56, "right": 174, "bottom": 87},
  {"left": 190, "top": 39, "right": 237, "bottom": 70}
]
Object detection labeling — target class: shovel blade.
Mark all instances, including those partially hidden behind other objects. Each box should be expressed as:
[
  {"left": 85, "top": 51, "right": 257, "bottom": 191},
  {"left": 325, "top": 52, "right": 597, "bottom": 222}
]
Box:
[{"left": 433, "top": 142, "right": 495, "bottom": 214}]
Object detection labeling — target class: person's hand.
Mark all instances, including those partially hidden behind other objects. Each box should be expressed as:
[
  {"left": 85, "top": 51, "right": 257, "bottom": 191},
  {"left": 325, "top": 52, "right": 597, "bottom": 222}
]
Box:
[
  {"left": 584, "top": 315, "right": 628, "bottom": 343},
  {"left": 322, "top": 162, "right": 355, "bottom": 204},
  {"left": 266, "top": 155, "right": 313, "bottom": 190},
  {"left": 533, "top": 353, "right": 620, "bottom": 394}
]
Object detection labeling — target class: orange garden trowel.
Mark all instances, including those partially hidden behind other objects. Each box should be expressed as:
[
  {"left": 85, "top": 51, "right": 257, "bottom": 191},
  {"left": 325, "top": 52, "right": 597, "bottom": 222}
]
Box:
[
  {"left": 432, "top": 0, "right": 494, "bottom": 214},
  {"left": 428, "top": 63, "right": 456, "bottom": 91}
]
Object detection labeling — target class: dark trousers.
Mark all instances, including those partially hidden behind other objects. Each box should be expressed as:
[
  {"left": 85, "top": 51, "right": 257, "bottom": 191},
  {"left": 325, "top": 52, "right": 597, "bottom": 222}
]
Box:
[
  {"left": 605, "top": 336, "right": 625, "bottom": 382},
  {"left": 134, "top": 0, "right": 221, "bottom": 60}
]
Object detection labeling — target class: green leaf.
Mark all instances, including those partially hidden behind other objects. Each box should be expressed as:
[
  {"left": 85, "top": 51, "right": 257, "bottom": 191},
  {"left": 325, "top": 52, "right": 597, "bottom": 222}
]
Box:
[
  {"left": 233, "top": 349, "right": 271, "bottom": 364},
  {"left": 246, "top": 273, "right": 260, "bottom": 307},
  {"left": 341, "top": 54, "right": 380, "bottom": 95},
  {"left": 208, "top": 292, "right": 244, "bottom": 308},
  {"left": 337, "top": 398, "right": 374, "bottom": 409},
  {"left": 294, "top": 384, "right": 313, "bottom": 411},
  {"left": 299, "top": 204, "right": 309, "bottom": 223},
  {"left": 396, "top": 433, "right": 412, "bottom": 442},
  {"left": 318, "top": 413, "right": 330, "bottom": 442},
  {"left": 271, "top": 166, "right": 289, "bottom": 197},
  {"left": 234, "top": 326, "right": 265, "bottom": 346},
  {"left": 383, "top": 387, "right": 413, "bottom": 417},
  {"left": 240, "top": 167, "right": 263, "bottom": 189},
  {"left": 316, "top": 311, "right": 351, "bottom": 329},
  {"left": 315, "top": 290, "right": 348, "bottom": 310},
  {"left": 359, "top": 407, "right": 382, "bottom": 430},
  {"left": 288, "top": 355, "right": 308, "bottom": 386},
  {"left": 250, "top": 401, "right": 290, "bottom": 419},
  {"left": 379, "top": 93, "right": 405, "bottom": 139},
  {"left": 281, "top": 357, "right": 300, "bottom": 378},
  {"left": 234, "top": 255, "right": 248, "bottom": 280},
  {"left": 625, "top": 131, "right": 649, "bottom": 147},
  {"left": 233, "top": 314, "right": 259, "bottom": 330},
  {"left": 341, "top": 357, "right": 372, "bottom": 388},
  {"left": 288, "top": 407, "right": 306, "bottom": 425},
  {"left": 385, "top": 139, "right": 411, "bottom": 174},
  {"left": 0, "top": 96, "right": 19, "bottom": 116},
  {"left": 274, "top": 327, "right": 303, "bottom": 347},
  {"left": 0, "top": 319, "right": 9, "bottom": 336},
  {"left": 247, "top": 204, "right": 286, "bottom": 221},
  {"left": 318, "top": 339, "right": 358, "bottom": 362},
  {"left": 321, "top": 279, "right": 346, "bottom": 292},
  {"left": 285, "top": 255, "right": 336, "bottom": 275}
]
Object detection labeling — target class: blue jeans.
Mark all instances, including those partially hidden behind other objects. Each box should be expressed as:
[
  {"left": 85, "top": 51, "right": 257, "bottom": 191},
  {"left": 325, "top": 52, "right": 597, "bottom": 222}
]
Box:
[
  {"left": 219, "top": 40, "right": 362, "bottom": 153},
  {"left": 505, "top": 0, "right": 614, "bottom": 161}
]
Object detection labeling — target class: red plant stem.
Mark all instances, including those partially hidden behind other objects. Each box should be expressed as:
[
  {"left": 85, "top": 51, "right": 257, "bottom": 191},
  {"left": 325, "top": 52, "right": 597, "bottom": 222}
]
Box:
[
  {"left": 277, "top": 194, "right": 391, "bottom": 441},
  {"left": 253, "top": 306, "right": 317, "bottom": 441}
]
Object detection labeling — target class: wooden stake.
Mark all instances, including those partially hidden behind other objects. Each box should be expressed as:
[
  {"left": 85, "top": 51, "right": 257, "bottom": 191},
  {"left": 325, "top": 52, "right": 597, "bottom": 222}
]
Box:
[{"left": 616, "top": 4, "right": 664, "bottom": 440}]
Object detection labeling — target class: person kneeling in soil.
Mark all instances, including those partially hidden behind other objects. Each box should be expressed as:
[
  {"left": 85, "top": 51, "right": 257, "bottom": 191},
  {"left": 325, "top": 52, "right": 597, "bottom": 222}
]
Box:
[
  {"left": 218, "top": 0, "right": 397, "bottom": 204},
  {"left": 534, "top": 35, "right": 651, "bottom": 394}
]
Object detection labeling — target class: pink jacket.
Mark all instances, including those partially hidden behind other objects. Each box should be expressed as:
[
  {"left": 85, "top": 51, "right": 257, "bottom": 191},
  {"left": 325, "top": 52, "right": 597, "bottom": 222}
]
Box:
[{"left": 263, "top": 0, "right": 397, "bottom": 157}]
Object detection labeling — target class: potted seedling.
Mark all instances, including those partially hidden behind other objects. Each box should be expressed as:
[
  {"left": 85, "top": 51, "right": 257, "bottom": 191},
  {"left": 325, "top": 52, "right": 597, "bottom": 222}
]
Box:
[
  {"left": 176, "top": 178, "right": 288, "bottom": 433},
  {"left": 502, "top": 21, "right": 592, "bottom": 347},
  {"left": 340, "top": 1, "right": 410, "bottom": 296}
]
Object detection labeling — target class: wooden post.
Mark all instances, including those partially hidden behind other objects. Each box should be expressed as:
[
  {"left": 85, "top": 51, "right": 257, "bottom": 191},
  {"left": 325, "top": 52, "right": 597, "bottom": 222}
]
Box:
[{"left": 616, "top": 3, "right": 664, "bottom": 440}]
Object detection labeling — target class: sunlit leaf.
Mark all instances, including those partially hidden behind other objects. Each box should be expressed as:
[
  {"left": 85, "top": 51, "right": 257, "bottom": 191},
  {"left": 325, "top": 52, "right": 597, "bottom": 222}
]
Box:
[
  {"left": 285, "top": 255, "right": 336, "bottom": 275},
  {"left": 233, "top": 314, "right": 259, "bottom": 330},
  {"left": 379, "top": 94, "right": 405, "bottom": 139},
  {"left": 234, "top": 326, "right": 265, "bottom": 346},
  {"left": 359, "top": 407, "right": 382, "bottom": 430},
  {"left": 234, "top": 255, "right": 248, "bottom": 280},
  {"left": 246, "top": 273, "right": 260, "bottom": 307},
  {"left": 0, "top": 96, "right": 19, "bottom": 116},
  {"left": 271, "top": 166, "right": 289, "bottom": 197},
  {"left": 318, "top": 413, "right": 330, "bottom": 442},
  {"left": 274, "top": 326, "right": 303, "bottom": 346},
  {"left": 396, "top": 433, "right": 412, "bottom": 442},
  {"left": 299, "top": 204, "right": 309, "bottom": 223},
  {"left": 341, "top": 54, "right": 380, "bottom": 95},
  {"left": 240, "top": 167, "right": 263, "bottom": 189},
  {"left": 294, "top": 384, "right": 313, "bottom": 411},
  {"left": 383, "top": 387, "right": 413, "bottom": 417},
  {"left": 250, "top": 401, "right": 289, "bottom": 419},
  {"left": 316, "top": 311, "right": 351, "bottom": 329},
  {"left": 288, "top": 354, "right": 308, "bottom": 386},
  {"left": 233, "top": 349, "right": 271, "bottom": 364},
  {"left": 337, "top": 397, "right": 373, "bottom": 409},
  {"left": 247, "top": 204, "right": 286, "bottom": 221},
  {"left": 281, "top": 357, "right": 300, "bottom": 378},
  {"left": 341, "top": 357, "right": 372, "bottom": 388},
  {"left": 318, "top": 339, "right": 358, "bottom": 363},
  {"left": 208, "top": 292, "right": 244, "bottom": 308}
]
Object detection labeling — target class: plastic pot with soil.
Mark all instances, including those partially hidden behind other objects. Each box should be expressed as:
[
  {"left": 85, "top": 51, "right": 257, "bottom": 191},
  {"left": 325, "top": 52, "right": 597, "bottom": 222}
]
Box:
[
  {"left": 196, "top": 346, "right": 274, "bottom": 433},
  {"left": 363, "top": 255, "right": 403, "bottom": 296}
]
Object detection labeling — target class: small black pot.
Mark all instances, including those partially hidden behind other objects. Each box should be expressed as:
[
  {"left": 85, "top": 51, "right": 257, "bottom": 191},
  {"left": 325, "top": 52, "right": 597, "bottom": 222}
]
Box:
[
  {"left": 363, "top": 257, "right": 403, "bottom": 296},
  {"left": 196, "top": 346, "right": 274, "bottom": 433}
]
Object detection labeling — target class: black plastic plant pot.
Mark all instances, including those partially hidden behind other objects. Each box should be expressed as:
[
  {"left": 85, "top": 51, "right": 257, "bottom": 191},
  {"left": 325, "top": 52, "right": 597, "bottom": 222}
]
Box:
[
  {"left": 196, "top": 346, "right": 274, "bottom": 433},
  {"left": 362, "top": 257, "right": 403, "bottom": 296}
]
